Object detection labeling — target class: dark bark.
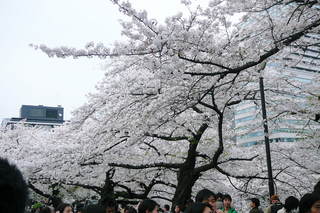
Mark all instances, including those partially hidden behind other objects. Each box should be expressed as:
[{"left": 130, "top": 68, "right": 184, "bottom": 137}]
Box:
[
  {"left": 109, "top": 162, "right": 181, "bottom": 169},
  {"left": 171, "top": 123, "right": 208, "bottom": 211},
  {"left": 99, "top": 168, "right": 116, "bottom": 205},
  {"left": 171, "top": 167, "right": 201, "bottom": 211}
]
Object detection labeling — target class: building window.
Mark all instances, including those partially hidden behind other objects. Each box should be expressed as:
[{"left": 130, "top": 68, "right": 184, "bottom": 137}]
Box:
[
  {"left": 235, "top": 106, "right": 257, "bottom": 115},
  {"left": 46, "top": 109, "right": 58, "bottom": 119},
  {"left": 235, "top": 115, "right": 256, "bottom": 124},
  {"left": 236, "top": 131, "right": 264, "bottom": 140}
]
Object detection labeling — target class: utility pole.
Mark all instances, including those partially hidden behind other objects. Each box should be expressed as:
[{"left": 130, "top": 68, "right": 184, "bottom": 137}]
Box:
[{"left": 258, "top": 62, "right": 275, "bottom": 198}]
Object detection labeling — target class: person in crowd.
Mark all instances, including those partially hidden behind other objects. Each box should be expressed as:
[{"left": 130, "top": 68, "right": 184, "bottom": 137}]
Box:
[
  {"left": 164, "top": 205, "right": 170, "bottom": 213},
  {"left": 56, "top": 203, "right": 73, "bottom": 213},
  {"left": 299, "top": 193, "right": 320, "bottom": 213},
  {"left": 265, "top": 195, "right": 283, "bottom": 213},
  {"left": 82, "top": 204, "right": 105, "bottom": 213},
  {"left": 75, "top": 203, "right": 84, "bottom": 213},
  {"left": 185, "top": 199, "right": 194, "bottom": 210},
  {"left": 138, "top": 199, "right": 159, "bottom": 213},
  {"left": 195, "top": 189, "right": 216, "bottom": 209},
  {"left": 0, "top": 157, "right": 28, "bottom": 213},
  {"left": 221, "top": 194, "right": 237, "bottom": 213},
  {"left": 249, "top": 198, "right": 263, "bottom": 213},
  {"left": 314, "top": 181, "right": 320, "bottom": 195},
  {"left": 175, "top": 204, "right": 184, "bottom": 213},
  {"left": 40, "top": 207, "right": 55, "bottom": 213},
  {"left": 216, "top": 193, "right": 224, "bottom": 210},
  {"left": 101, "top": 199, "right": 118, "bottom": 213},
  {"left": 277, "top": 196, "right": 299, "bottom": 213},
  {"left": 125, "top": 206, "right": 138, "bottom": 213},
  {"left": 184, "top": 203, "right": 212, "bottom": 213}
]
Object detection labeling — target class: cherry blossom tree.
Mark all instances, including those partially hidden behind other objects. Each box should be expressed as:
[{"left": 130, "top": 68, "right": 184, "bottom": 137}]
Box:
[{"left": 4, "top": 0, "right": 319, "bottom": 208}]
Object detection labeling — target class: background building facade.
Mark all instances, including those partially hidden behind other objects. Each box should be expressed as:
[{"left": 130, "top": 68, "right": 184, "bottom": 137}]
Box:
[{"left": 235, "top": 34, "right": 320, "bottom": 147}]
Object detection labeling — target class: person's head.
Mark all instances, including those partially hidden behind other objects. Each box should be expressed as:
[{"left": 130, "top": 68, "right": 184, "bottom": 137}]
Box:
[
  {"left": 39, "top": 207, "right": 54, "bottom": 213},
  {"left": 83, "top": 205, "right": 105, "bottom": 213},
  {"left": 125, "top": 206, "right": 137, "bottom": 213},
  {"left": 51, "top": 197, "right": 63, "bottom": 209},
  {"left": 270, "top": 195, "right": 280, "bottom": 204},
  {"left": 56, "top": 203, "right": 73, "bottom": 213},
  {"left": 164, "top": 205, "right": 170, "bottom": 211},
  {"left": 216, "top": 193, "right": 223, "bottom": 201},
  {"left": 175, "top": 204, "right": 184, "bottom": 213},
  {"left": 314, "top": 181, "right": 320, "bottom": 195},
  {"left": 76, "top": 203, "right": 84, "bottom": 213},
  {"left": 101, "top": 199, "right": 117, "bottom": 213},
  {"left": 186, "top": 199, "right": 194, "bottom": 208},
  {"left": 0, "top": 158, "right": 28, "bottom": 213},
  {"left": 283, "top": 196, "right": 299, "bottom": 212},
  {"left": 185, "top": 203, "right": 212, "bottom": 213},
  {"left": 138, "top": 199, "right": 158, "bottom": 213},
  {"left": 223, "top": 194, "right": 232, "bottom": 209},
  {"left": 299, "top": 193, "right": 320, "bottom": 213},
  {"left": 250, "top": 198, "right": 260, "bottom": 208},
  {"left": 195, "top": 189, "right": 216, "bottom": 208}
]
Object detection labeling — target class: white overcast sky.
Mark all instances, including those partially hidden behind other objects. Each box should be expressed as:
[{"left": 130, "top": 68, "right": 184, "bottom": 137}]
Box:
[{"left": 0, "top": 0, "right": 186, "bottom": 120}]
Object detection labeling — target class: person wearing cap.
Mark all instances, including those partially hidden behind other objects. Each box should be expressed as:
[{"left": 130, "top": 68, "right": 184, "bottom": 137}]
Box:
[
  {"left": 264, "top": 195, "right": 283, "bottom": 213},
  {"left": 249, "top": 198, "right": 263, "bottom": 213}
]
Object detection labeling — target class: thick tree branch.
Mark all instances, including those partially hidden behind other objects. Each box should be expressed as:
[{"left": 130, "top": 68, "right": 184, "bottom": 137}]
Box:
[
  {"left": 178, "top": 53, "right": 232, "bottom": 71},
  {"left": 116, "top": 184, "right": 147, "bottom": 200},
  {"left": 145, "top": 132, "right": 189, "bottom": 141},
  {"left": 109, "top": 162, "right": 182, "bottom": 169},
  {"left": 150, "top": 196, "right": 173, "bottom": 202},
  {"left": 79, "top": 161, "right": 102, "bottom": 166}
]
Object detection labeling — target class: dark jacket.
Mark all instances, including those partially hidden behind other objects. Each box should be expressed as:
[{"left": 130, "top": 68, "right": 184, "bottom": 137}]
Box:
[
  {"left": 250, "top": 207, "right": 263, "bottom": 213},
  {"left": 271, "top": 203, "right": 283, "bottom": 213}
]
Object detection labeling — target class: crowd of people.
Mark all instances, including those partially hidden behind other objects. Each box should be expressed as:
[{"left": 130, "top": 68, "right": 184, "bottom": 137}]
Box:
[{"left": 1, "top": 157, "right": 320, "bottom": 213}]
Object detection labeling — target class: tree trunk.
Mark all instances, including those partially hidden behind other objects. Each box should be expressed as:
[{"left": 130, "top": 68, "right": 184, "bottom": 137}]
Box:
[
  {"left": 171, "top": 138, "right": 200, "bottom": 212},
  {"left": 99, "top": 169, "right": 116, "bottom": 205},
  {"left": 171, "top": 172, "right": 200, "bottom": 210}
]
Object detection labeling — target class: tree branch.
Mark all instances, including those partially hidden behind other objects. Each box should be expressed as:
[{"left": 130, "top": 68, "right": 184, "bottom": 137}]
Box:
[
  {"left": 109, "top": 162, "right": 182, "bottom": 169},
  {"left": 184, "top": 18, "right": 320, "bottom": 76},
  {"left": 218, "top": 155, "right": 259, "bottom": 165},
  {"left": 145, "top": 133, "right": 189, "bottom": 141},
  {"left": 215, "top": 165, "right": 268, "bottom": 180},
  {"left": 28, "top": 182, "right": 51, "bottom": 198}
]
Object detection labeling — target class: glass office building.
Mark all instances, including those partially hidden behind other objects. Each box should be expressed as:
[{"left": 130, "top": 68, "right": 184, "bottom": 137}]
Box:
[{"left": 235, "top": 34, "right": 320, "bottom": 147}]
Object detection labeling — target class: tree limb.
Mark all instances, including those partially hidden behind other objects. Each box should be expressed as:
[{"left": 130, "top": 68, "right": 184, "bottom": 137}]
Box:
[{"left": 109, "top": 162, "right": 182, "bottom": 169}]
